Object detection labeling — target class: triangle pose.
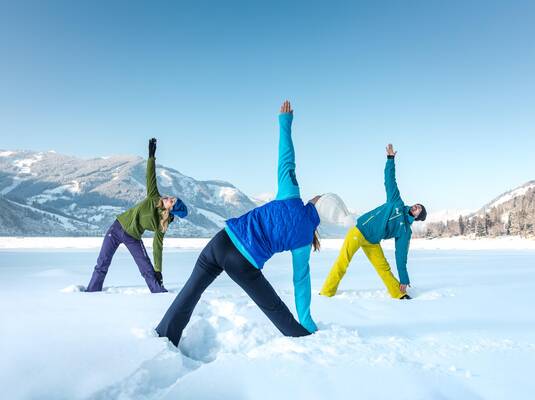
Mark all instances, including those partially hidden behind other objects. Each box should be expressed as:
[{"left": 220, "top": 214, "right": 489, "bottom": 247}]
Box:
[
  {"left": 156, "top": 101, "right": 339, "bottom": 346},
  {"left": 84, "top": 100, "right": 427, "bottom": 340},
  {"left": 85, "top": 138, "right": 188, "bottom": 293},
  {"left": 319, "top": 144, "right": 427, "bottom": 299}
]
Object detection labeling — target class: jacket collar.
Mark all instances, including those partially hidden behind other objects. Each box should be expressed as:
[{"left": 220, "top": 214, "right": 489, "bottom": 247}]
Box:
[{"left": 405, "top": 206, "right": 415, "bottom": 225}]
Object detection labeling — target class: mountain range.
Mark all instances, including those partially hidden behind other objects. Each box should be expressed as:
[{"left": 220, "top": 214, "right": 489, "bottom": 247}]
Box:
[
  {"left": 0, "top": 149, "right": 532, "bottom": 238},
  {"left": 0, "top": 150, "right": 257, "bottom": 237}
]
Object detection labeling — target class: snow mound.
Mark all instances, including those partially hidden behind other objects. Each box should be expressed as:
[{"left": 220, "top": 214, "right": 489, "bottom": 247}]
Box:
[{"left": 60, "top": 284, "right": 86, "bottom": 293}]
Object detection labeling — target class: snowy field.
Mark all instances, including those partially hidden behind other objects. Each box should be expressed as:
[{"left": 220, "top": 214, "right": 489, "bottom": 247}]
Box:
[{"left": 1, "top": 238, "right": 535, "bottom": 400}]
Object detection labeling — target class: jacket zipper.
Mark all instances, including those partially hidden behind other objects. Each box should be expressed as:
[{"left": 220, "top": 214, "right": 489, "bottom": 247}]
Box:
[
  {"left": 388, "top": 213, "right": 403, "bottom": 221},
  {"left": 362, "top": 211, "right": 382, "bottom": 226}
]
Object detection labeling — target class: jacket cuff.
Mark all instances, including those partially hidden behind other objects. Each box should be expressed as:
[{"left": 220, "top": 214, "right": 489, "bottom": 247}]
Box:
[
  {"left": 279, "top": 113, "right": 293, "bottom": 126},
  {"left": 399, "top": 275, "right": 410, "bottom": 285},
  {"left": 302, "top": 318, "right": 318, "bottom": 333}
]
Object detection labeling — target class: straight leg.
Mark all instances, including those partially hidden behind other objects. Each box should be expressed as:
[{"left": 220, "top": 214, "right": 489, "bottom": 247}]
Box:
[
  {"left": 361, "top": 243, "right": 404, "bottom": 299},
  {"left": 86, "top": 221, "right": 122, "bottom": 292},
  {"left": 156, "top": 232, "right": 224, "bottom": 346},
  {"left": 223, "top": 240, "right": 310, "bottom": 337},
  {"left": 320, "top": 226, "right": 362, "bottom": 296},
  {"left": 122, "top": 234, "right": 167, "bottom": 293}
]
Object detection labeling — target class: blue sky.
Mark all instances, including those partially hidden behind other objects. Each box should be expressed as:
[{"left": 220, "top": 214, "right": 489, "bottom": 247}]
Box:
[{"left": 1, "top": 0, "right": 534, "bottom": 212}]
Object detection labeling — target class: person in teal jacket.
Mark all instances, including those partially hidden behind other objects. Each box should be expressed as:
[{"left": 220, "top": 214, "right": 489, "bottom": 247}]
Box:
[
  {"left": 157, "top": 101, "right": 328, "bottom": 346},
  {"left": 320, "top": 144, "right": 427, "bottom": 299}
]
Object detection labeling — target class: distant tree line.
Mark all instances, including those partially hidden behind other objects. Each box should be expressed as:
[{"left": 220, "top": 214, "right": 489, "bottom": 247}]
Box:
[{"left": 417, "top": 188, "right": 535, "bottom": 239}]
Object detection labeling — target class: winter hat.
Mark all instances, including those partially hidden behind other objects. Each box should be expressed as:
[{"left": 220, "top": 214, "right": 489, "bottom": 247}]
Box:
[
  {"left": 171, "top": 198, "right": 188, "bottom": 219},
  {"left": 415, "top": 204, "right": 427, "bottom": 221},
  {"left": 313, "top": 193, "right": 354, "bottom": 226}
]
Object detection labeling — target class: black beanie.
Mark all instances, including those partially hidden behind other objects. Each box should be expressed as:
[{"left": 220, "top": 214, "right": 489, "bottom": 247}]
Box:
[{"left": 416, "top": 204, "right": 427, "bottom": 221}]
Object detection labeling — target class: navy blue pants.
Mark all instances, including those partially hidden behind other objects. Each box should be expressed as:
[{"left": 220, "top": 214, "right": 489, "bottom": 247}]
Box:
[
  {"left": 86, "top": 220, "right": 167, "bottom": 293},
  {"left": 156, "top": 229, "right": 310, "bottom": 346}
]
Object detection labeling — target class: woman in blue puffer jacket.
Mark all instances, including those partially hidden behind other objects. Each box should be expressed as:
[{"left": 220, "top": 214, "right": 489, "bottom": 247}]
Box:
[{"left": 156, "top": 101, "right": 322, "bottom": 346}]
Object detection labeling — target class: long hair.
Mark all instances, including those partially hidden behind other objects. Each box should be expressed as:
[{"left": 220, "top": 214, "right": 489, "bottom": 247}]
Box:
[
  {"left": 157, "top": 197, "right": 174, "bottom": 233},
  {"left": 312, "top": 230, "right": 321, "bottom": 252}
]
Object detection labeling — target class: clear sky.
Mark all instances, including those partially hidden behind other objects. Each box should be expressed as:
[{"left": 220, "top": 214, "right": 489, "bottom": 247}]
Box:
[{"left": 1, "top": 0, "right": 534, "bottom": 213}]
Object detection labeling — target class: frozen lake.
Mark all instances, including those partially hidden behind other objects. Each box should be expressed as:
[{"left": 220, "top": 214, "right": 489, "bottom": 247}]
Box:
[{"left": 1, "top": 242, "right": 535, "bottom": 399}]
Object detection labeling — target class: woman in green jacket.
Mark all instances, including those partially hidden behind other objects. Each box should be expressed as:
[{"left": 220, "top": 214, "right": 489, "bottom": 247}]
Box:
[{"left": 86, "top": 138, "right": 188, "bottom": 293}]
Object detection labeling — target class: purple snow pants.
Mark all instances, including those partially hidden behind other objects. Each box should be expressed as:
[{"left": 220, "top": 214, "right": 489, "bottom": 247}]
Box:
[{"left": 86, "top": 219, "right": 167, "bottom": 293}]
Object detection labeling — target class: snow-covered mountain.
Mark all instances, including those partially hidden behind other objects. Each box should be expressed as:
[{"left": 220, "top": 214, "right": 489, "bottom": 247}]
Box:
[
  {"left": 480, "top": 180, "right": 535, "bottom": 214},
  {"left": 0, "top": 150, "right": 257, "bottom": 237},
  {"left": 420, "top": 180, "right": 535, "bottom": 238}
]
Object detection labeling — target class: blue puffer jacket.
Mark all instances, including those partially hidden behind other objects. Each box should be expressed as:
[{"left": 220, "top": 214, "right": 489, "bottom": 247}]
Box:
[
  {"left": 356, "top": 157, "right": 414, "bottom": 285},
  {"left": 226, "top": 198, "right": 319, "bottom": 268},
  {"left": 225, "top": 112, "right": 319, "bottom": 333}
]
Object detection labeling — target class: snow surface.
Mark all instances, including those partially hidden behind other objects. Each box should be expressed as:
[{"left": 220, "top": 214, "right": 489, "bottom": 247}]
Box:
[
  {"left": 1, "top": 236, "right": 534, "bottom": 251},
  {"left": 1, "top": 243, "right": 534, "bottom": 399}
]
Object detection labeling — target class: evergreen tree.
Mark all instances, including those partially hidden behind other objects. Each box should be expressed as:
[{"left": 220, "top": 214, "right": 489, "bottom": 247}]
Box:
[{"left": 458, "top": 215, "right": 465, "bottom": 236}]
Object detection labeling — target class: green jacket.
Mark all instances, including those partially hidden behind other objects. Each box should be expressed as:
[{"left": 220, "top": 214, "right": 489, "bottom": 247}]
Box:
[{"left": 116, "top": 157, "right": 165, "bottom": 272}]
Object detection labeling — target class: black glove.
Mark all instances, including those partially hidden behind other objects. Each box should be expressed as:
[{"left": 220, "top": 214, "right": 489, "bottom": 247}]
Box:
[
  {"left": 149, "top": 138, "right": 157, "bottom": 158},
  {"left": 154, "top": 271, "right": 163, "bottom": 285}
]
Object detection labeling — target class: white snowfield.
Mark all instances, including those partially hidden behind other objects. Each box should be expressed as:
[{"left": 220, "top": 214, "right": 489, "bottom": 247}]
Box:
[
  {"left": 1, "top": 241, "right": 534, "bottom": 400},
  {"left": 1, "top": 236, "right": 535, "bottom": 250}
]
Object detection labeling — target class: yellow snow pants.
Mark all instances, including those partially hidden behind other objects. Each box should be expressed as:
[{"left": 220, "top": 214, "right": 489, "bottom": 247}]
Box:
[{"left": 320, "top": 226, "right": 404, "bottom": 299}]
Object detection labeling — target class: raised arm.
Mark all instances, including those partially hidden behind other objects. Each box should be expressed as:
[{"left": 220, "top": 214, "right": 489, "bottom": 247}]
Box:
[
  {"left": 153, "top": 229, "right": 164, "bottom": 273},
  {"left": 395, "top": 229, "right": 411, "bottom": 285},
  {"left": 291, "top": 245, "right": 318, "bottom": 333},
  {"left": 275, "top": 101, "right": 300, "bottom": 200},
  {"left": 384, "top": 143, "right": 401, "bottom": 202},
  {"left": 147, "top": 138, "right": 161, "bottom": 198}
]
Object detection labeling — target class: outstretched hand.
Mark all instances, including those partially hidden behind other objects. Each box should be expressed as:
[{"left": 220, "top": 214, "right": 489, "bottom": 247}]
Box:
[
  {"left": 280, "top": 100, "right": 293, "bottom": 114},
  {"left": 386, "top": 143, "right": 397, "bottom": 157},
  {"left": 154, "top": 271, "right": 163, "bottom": 285},
  {"left": 149, "top": 138, "right": 157, "bottom": 158}
]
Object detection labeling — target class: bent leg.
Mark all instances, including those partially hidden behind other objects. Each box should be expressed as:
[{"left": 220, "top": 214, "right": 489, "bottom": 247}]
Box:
[
  {"left": 361, "top": 243, "right": 404, "bottom": 299},
  {"left": 86, "top": 221, "right": 122, "bottom": 292},
  {"left": 320, "top": 226, "right": 362, "bottom": 296},
  {"left": 123, "top": 236, "right": 167, "bottom": 293},
  {"left": 156, "top": 232, "right": 225, "bottom": 346},
  {"left": 224, "top": 247, "right": 310, "bottom": 337}
]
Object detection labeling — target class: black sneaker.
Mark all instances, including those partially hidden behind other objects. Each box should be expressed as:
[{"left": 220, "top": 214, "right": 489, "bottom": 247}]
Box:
[{"left": 400, "top": 294, "right": 412, "bottom": 300}]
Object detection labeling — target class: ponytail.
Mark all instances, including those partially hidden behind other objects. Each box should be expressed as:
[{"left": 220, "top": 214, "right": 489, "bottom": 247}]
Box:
[
  {"left": 157, "top": 198, "right": 173, "bottom": 233},
  {"left": 312, "top": 230, "right": 321, "bottom": 252}
]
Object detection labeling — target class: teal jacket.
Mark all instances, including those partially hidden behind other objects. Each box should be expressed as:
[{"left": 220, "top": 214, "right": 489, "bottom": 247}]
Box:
[
  {"left": 356, "top": 157, "right": 414, "bottom": 285},
  {"left": 226, "top": 113, "right": 317, "bottom": 333}
]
